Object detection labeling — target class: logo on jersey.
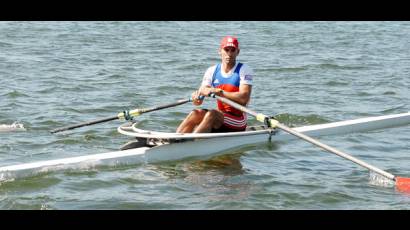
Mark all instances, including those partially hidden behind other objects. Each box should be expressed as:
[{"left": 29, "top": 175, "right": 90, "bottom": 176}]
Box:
[
  {"left": 213, "top": 79, "right": 220, "bottom": 84},
  {"left": 244, "top": 75, "right": 253, "bottom": 81}
]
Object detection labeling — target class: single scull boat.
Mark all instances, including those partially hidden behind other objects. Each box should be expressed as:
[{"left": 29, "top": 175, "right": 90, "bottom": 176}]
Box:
[{"left": 1, "top": 112, "right": 409, "bottom": 182}]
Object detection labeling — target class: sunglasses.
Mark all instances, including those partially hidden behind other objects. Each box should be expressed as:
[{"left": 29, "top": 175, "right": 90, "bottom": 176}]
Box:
[{"left": 223, "top": 47, "right": 237, "bottom": 52}]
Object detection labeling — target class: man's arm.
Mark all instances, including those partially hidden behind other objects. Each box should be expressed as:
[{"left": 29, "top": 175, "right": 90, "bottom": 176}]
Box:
[
  {"left": 199, "top": 84, "right": 252, "bottom": 106},
  {"left": 217, "top": 84, "right": 252, "bottom": 106}
]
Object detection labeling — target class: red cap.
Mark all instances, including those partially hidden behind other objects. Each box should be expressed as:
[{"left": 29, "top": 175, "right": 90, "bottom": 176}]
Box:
[{"left": 220, "top": 36, "right": 239, "bottom": 49}]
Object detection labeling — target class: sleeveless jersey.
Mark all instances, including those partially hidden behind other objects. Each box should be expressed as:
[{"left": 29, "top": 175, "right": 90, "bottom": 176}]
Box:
[{"left": 212, "top": 62, "right": 243, "bottom": 116}]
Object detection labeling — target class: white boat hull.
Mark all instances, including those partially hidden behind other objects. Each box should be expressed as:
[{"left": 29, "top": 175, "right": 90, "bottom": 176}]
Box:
[{"left": 1, "top": 112, "right": 409, "bottom": 182}]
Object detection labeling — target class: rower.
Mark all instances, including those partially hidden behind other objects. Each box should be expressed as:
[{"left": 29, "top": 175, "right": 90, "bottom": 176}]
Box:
[{"left": 177, "top": 36, "right": 254, "bottom": 133}]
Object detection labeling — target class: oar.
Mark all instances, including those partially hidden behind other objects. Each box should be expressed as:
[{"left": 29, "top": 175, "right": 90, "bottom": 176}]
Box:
[
  {"left": 210, "top": 94, "right": 410, "bottom": 192},
  {"left": 50, "top": 98, "right": 193, "bottom": 134}
]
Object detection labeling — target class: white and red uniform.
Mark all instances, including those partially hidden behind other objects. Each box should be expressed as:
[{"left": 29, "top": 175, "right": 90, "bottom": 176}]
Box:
[{"left": 201, "top": 62, "right": 254, "bottom": 131}]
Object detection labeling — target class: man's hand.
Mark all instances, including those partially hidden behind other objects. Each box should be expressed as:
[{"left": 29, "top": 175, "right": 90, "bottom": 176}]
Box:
[
  {"left": 213, "top": 88, "right": 224, "bottom": 96},
  {"left": 200, "top": 87, "right": 224, "bottom": 97},
  {"left": 191, "top": 90, "right": 203, "bottom": 106}
]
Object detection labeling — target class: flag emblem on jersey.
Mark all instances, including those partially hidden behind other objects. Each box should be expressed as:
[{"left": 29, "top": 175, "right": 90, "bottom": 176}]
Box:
[{"left": 244, "top": 75, "right": 253, "bottom": 81}]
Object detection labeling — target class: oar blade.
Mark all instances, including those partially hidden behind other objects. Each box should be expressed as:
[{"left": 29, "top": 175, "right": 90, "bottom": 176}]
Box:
[{"left": 395, "top": 177, "right": 410, "bottom": 193}]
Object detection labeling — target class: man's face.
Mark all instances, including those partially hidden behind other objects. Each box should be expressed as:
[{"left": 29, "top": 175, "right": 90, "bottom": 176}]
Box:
[{"left": 219, "top": 46, "right": 240, "bottom": 65}]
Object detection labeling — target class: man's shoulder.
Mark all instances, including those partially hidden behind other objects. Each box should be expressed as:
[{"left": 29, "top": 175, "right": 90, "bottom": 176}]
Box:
[
  {"left": 205, "top": 64, "right": 218, "bottom": 73},
  {"left": 239, "top": 63, "right": 254, "bottom": 74},
  {"left": 238, "top": 63, "right": 254, "bottom": 83},
  {"left": 203, "top": 64, "right": 218, "bottom": 80},
  {"left": 209, "top": 63, "right": 219, "bottom": 69}
]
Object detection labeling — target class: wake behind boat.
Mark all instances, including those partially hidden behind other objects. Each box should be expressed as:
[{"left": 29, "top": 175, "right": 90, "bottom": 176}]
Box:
[{"left": 1, "top": 112, "right": 409, "bottom": 183}]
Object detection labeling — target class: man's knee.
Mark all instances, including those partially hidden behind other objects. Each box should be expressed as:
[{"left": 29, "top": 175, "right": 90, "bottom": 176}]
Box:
[
  {"left": 188, "top": 109, "right": 206, "bottom": 119},
  {"left": 203, "top": 110, "right": 223, "bottom": 121}
]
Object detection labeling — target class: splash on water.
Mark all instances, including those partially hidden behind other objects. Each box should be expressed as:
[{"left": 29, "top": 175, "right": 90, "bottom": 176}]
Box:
[
  {"left": 0, "top": 122, "right": 26, "bottom": 132},
  {"left": 368, "top": 171, "right": 395, "bottom": 188}
]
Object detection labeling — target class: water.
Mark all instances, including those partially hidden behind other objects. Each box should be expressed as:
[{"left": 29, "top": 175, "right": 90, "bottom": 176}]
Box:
[{"left": 0, "top": 21, "right": 409, "bottom": 209}]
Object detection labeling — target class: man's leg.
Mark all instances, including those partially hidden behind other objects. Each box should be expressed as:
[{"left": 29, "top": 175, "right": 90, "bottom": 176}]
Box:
[
  {"left": 176, "top": 109, "right": 208, "bottom": 133},
  {"left": 193, "top": 110, "right": 224, "bottom": 133}
]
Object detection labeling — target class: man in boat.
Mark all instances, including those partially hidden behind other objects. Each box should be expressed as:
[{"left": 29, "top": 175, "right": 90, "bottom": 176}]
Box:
[{"left": 177, "top": 36, "right": 254, "bottom": 133}]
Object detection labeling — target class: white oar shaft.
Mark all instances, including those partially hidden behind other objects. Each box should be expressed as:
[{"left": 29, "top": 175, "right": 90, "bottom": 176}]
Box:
[
  {"left": 212, "top": 94, "right": 396, "bottom": 181},
  {"left": 277, "top": 123, "right": 395, "bottom": 180}
]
